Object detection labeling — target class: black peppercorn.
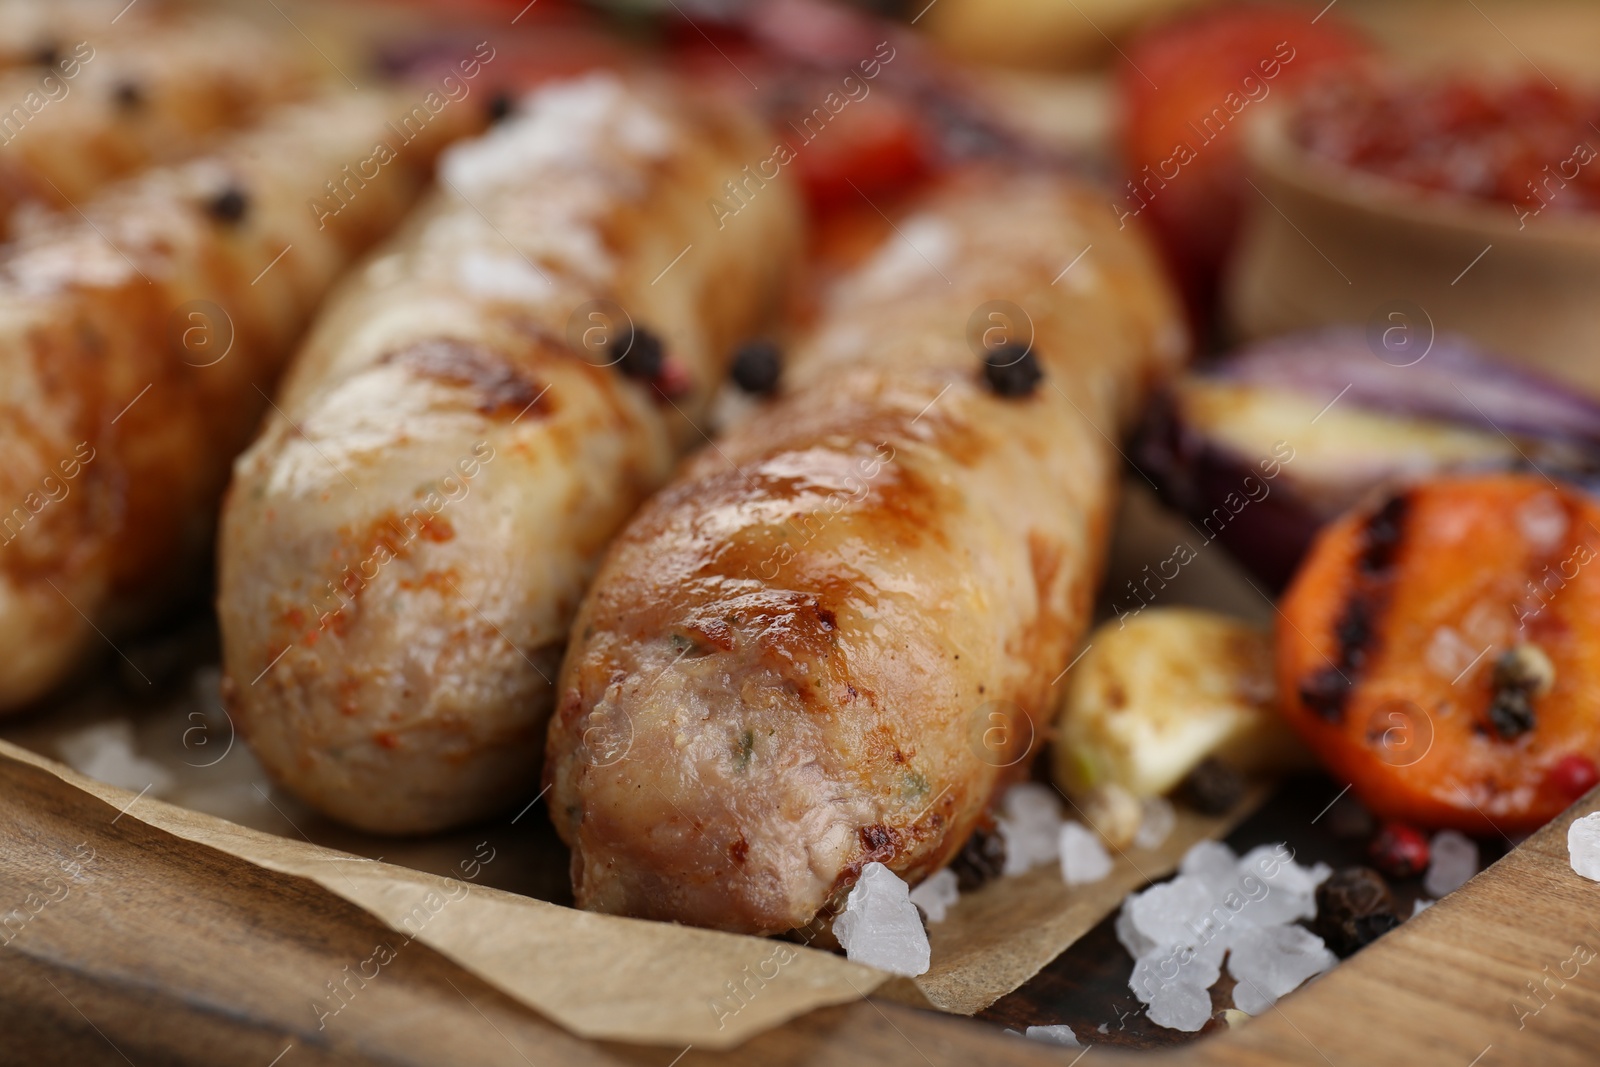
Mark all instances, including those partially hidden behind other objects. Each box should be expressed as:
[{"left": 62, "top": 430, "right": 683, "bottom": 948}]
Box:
[
  {"left": 31, "top": 43, "right": 59, "bottom": 70},
  {"left": 113, "top": 79, "right": 144, "bottom": 111},
  {"left": 1485, "top": 644, "right": 1553, "bottom": 740},
  {"left": 730, "top": 340, "right": 781, "bottom": 396},
  {"left": 615, "top": 325, "right": 664, "bottom": 380},
  {"left": 1298, "top": 666, "right": 1352, "bottom": 723},
  {"left": 487, "top": 91, "right": 513, "bottom": 123},
  {"left": 1313, "top": 866, "right": 1399, "bottom": 958},
  {"left": 1486, "top": 687, "right": 1535, "bottom": 740},
  {"left": 981, "top": 342, "right": 1042, "bottom": 397},
  {"left": 949, "top": 827, "right": 1006, "bottom": 891},
  {"left": 206, "top": 187, "right": 249, "bottom": 224},
  {"left": 1178, "top": 756, "right": 1245, "bottom": 814},
  {"left": 1350, "top": 910, "right": 1400, "bottom": 942}
]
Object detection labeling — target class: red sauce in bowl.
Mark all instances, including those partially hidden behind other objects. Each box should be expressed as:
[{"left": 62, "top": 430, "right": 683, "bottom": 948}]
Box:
[{"left": 1293, "top": 76, "right": 1600, "bottom": 223}]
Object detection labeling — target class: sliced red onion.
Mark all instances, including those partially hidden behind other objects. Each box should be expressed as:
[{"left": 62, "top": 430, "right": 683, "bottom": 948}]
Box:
[
  {"left": 1134, "top": 329, "right": 1600, "bottom": 589},
  {"left": 1208, "top": 329, "right": 1600, "bottom": 448}
]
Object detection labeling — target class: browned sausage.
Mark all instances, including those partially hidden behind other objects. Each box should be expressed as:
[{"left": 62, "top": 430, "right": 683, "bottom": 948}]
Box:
[
  {"left": 545, "top": 168, "right": 1187, "bottom": 933},
  {"left": 0, "top": 89, "right": 481, "bottom": 711},
  {"left": 0, "top": 12, "right": 316, "bottom": 236},
  {"left": 217, "top": 74, "right": 801, "bottom": 833}
]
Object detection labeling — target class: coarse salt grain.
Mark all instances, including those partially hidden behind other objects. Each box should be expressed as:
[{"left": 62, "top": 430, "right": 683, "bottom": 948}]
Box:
[
  {"left": 440, "top": 74, "right": 670, "bottom": 197},
  {"left": 997, "top": 782, "right": 1064, "bottom": 876},
  {"left": 1024, "top": 1024, "right": 1082, "bottom": 1048},
  {"left": 1178, "top": 839, "right": 1240, "bottom": 898},
  {"left": 908, "top": 868, "right": 959, "bottom": 923},
  {"left": 1060, "top": 821, "right": 1114, "bottom": 885},
  {"left": 1226, "top": 923, "right": 1336, "bottom": 1015},
  {"left": 1424, "top": 625, "right": 1475, "bottom": 681},
  {"left": 1516, "top": 492, "right": 1568, "bottom": 552},
  {"left": 57, "top": 719, "right": 175, "bottom": 796},
  {"left": 1568, "top": 811, "right": 1600, "bottom": 881},
  {"left": 1133, "top": 795, "right": 1176, "bottom": 850},
  {"left": 1423, "top": 830, "right": 1479, "bottom": 897},
  {"left": 832, "top": 862, "right": 930, "bottom": 976},
  {"left": 1116, "top": 901, "right": 1157, "bottom": 959},
  {"left": 1234, "top": 844, "right": 1318, "bottom": 926},
  {"left": 1119, "top": 840, "right": 1342, "bottom": 1031},
  {"left": 1145, "top": 979, "right": 1212, "bottom": 1032}
]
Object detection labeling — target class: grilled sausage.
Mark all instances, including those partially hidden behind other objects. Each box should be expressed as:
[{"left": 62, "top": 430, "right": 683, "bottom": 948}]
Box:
[
  {"left": 0, "top": 12, "right": 317, "bottom": 237},
  {"left": 544, "top": 169, "right": 1188, "bottom": 934},
  {"left": 0, "top": 0, "right": 145, "bottom": 70},
  {"left": 0, "top": 90, "right": 479, "bottom": 711},
  {"left": 217, "top": 74, "right": 802, "bottom": 834}
]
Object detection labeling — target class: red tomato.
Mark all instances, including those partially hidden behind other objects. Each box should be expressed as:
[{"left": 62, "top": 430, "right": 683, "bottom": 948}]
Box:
[
  {"left": 667, "top": 30, "right": 931, "bottom": 215},
  {"left": 786, "top": 92, "right": 930, "bottom": 213},
  {"left": 1117, "top": 3, "right": 1369, "bottom": 320}
]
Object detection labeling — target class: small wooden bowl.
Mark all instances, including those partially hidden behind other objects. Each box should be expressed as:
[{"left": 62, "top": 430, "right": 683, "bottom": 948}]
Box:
[{"left": 1225, "top": 101, "right": 1600, "bottom": 397}]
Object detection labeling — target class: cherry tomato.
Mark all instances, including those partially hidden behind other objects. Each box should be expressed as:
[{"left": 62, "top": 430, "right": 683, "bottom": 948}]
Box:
[{"left": 1117, "top": 3, "right": 1369, "bottom": 320}]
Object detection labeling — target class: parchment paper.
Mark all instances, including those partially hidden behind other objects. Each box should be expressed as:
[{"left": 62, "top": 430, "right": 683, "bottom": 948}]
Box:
[{"left": 0, "top": 738, "right": 884, "bottom": 1049}]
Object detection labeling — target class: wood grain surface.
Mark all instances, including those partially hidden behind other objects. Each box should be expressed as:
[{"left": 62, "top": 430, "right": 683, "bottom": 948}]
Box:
[{"left": 3, "top": 746, "right": 1599, "bottom": 1066}]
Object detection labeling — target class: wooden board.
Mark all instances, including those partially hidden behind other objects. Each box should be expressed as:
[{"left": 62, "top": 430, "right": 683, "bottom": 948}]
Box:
[{"left": 4, "top": 747, "right": 1599, "bottom": 1065}]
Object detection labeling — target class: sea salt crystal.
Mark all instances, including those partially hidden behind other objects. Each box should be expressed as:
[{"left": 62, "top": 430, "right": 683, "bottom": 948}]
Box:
[
  {"left": 1123, "top": 839, "right": 1346, "bottom": 1032},
  {"left": 1145, "top": 979, "right": 1212, "bottom": 1032},
  {"left": 1423, "top": 830, "right": 1480, "bottom": 897},
  {"left": 1116, "top": 898, "right": 1157, "bottom": 958},
  {"left": 832, "top": 862, "right": 930, "bottom": 976},
  {"left": 1235, "top": 844, "right": 1319, "bottom": 926},
  {"left": 456, "top": 249, "right": 554, "bottom": 301},
  {"left": 997, "top": 782, "right": 1065, "bottom": 876},
  {"left": 1131, "top": 938, "right": 1225, "bottom": 1001},
  {"left": 1060, "top": 821, "right": 1114, "bottom": 885},
  {"left": 1231, "top": 975, "right": 1275, "bottom": 1017},
  {"left": 57, "top": 720, "right": 175, "bottom": 796},
  {"left": 1226, "top": 924, "right": 1336, "bottom": 1015},
  {"left": 909, "top": 868, "right": 960, "bottom": 923},
  {"left": 440, "top": 74, "right": 669, "bottom": 197},
  {"left": 1133, "top": 796, "right": 1176, "bottom": 850},
  {"left": 1568, "top": 812, "right": 1600, "bottom": 881},
  {"left": 1002, "top": 782, "right": 1063, "bottom": 824},
  {"left": 1127, "top": 875, "right": 1214, "bottom": 949},
  {"left": 1180, "top": 919, "right": 1233, "bottom": 981},
  {"left": 1024, "top": 1024, "right": 1082, "bottom": 1048},
  {"left": 1179, "top": 840, "right": 1240, "bottom": 898},
  {"left": 1425, "top": 625, "right": 1476, "bottom": 681},
  {"left": 1517, "top": 492, "right": 1569, "bottom": 552}
]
